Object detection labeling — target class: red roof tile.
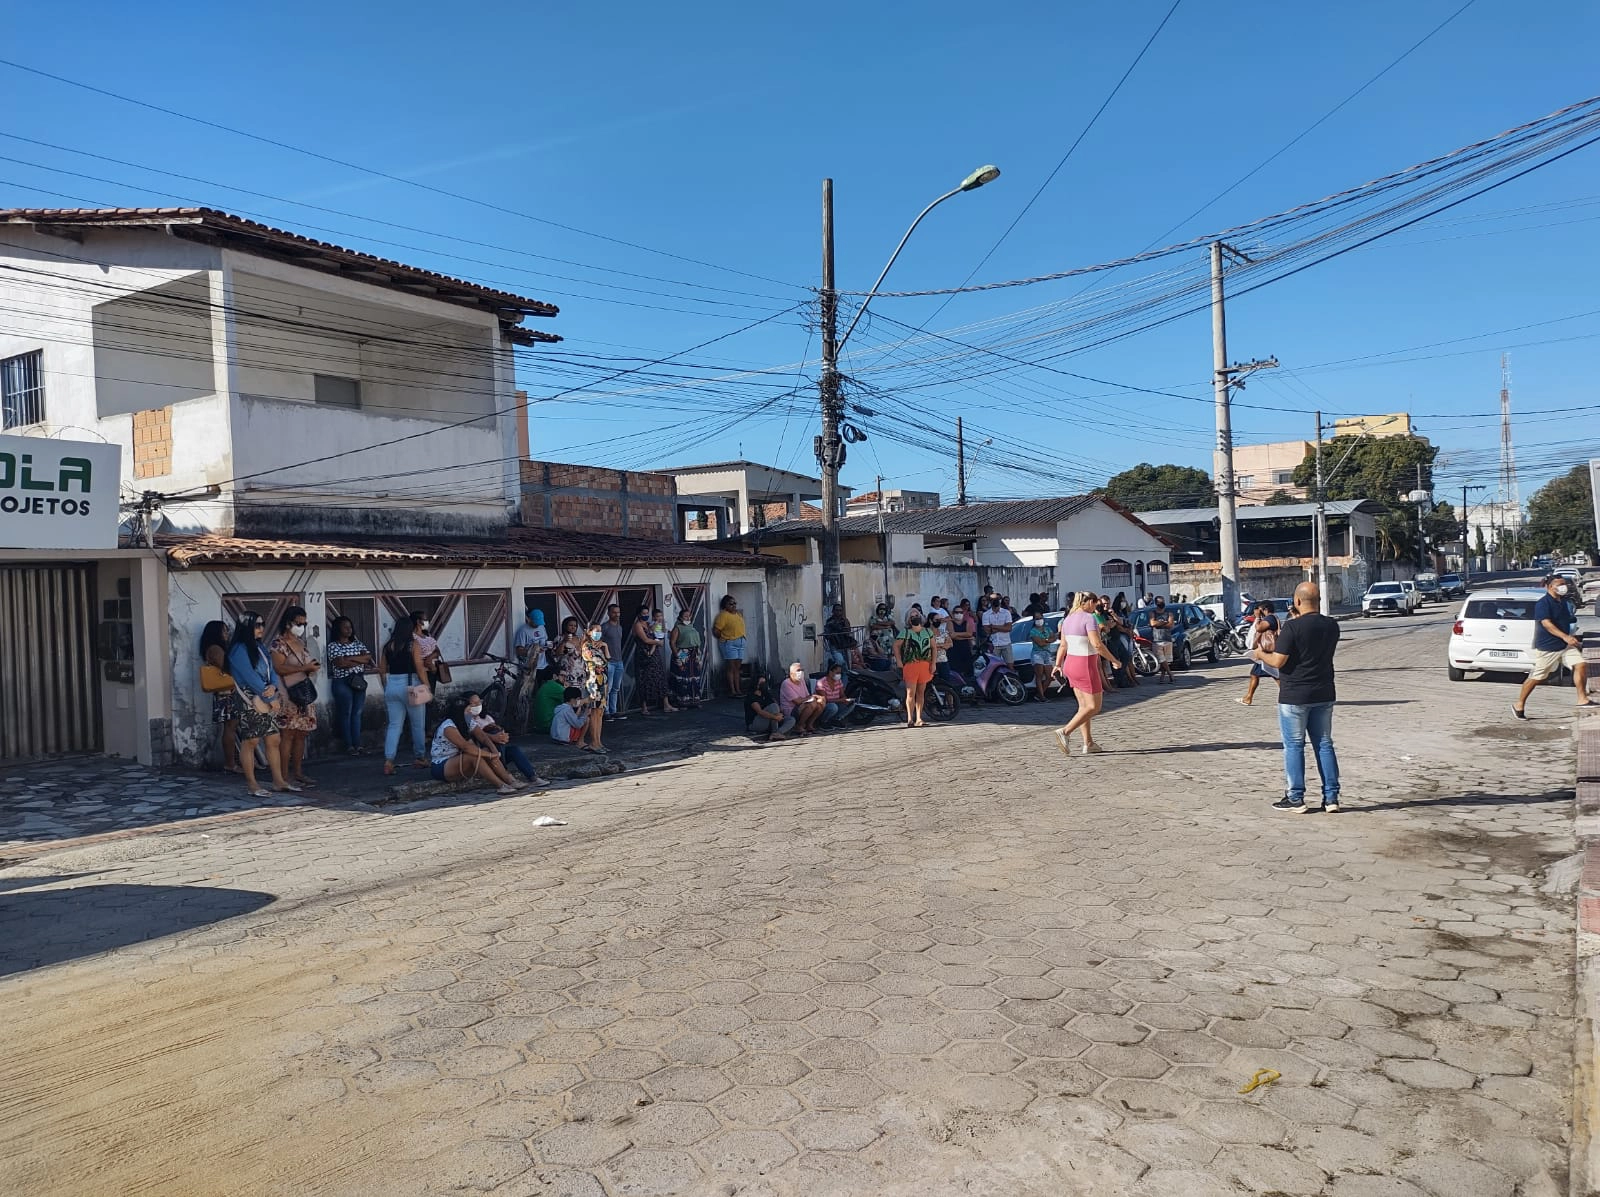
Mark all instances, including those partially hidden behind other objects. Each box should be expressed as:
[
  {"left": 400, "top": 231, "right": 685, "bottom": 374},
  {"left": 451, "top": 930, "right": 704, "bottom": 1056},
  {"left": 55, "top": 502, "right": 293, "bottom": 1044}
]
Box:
[{"left": 161, "top": 526, "right": 779, "bottom": 569}]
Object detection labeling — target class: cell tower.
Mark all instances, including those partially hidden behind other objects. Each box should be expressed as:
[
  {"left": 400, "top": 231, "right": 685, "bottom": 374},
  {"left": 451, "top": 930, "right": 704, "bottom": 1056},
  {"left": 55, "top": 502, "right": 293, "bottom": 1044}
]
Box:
[{"left": 1497, "top": 352, "right": 1520, "bottom": 533}]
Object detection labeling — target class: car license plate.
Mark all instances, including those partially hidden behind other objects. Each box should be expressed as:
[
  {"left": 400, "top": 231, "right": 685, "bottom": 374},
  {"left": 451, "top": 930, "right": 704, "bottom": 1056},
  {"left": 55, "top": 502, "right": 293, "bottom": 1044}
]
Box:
[{"left": 1488, "top": 650, "right": 1519, "bottom": 659}]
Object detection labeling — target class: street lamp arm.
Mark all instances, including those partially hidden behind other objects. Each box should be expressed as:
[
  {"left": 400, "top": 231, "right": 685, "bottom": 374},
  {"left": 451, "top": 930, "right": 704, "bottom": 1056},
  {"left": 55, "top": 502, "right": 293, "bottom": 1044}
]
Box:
[{"left": 836, "top": 185, "right": 964, "bottom": 354}]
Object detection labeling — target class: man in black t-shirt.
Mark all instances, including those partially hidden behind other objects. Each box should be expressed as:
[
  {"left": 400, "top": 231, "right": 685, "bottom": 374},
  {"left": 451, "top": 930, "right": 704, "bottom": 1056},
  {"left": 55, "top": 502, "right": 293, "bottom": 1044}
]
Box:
[{"left": 1253, "top": 581, "right": 1342, "bottom": 813}]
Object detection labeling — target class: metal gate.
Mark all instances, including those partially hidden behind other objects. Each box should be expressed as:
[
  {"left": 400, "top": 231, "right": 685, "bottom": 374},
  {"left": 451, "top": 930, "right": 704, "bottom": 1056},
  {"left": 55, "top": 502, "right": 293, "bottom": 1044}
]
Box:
[{"left": 0, "top": 564, "right": 102, "bottom": 760}]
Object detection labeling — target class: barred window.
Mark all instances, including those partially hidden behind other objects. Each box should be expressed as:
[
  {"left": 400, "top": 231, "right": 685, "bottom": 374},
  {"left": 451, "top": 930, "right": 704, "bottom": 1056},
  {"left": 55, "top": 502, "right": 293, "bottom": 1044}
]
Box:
[
  {"left": 2, "top": 350, "right": 44, "bottom": 429},
  {"left": 1100, "top": 559, "right": 1133, "bottom": 589}
]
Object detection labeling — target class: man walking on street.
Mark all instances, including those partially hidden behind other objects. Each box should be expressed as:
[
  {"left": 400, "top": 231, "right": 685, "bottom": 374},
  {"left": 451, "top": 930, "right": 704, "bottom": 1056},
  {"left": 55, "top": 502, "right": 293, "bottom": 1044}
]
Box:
[
  {"left": 600, "top": 604, "right": 628, "bottom": 720},
  {"left": 1253, "top": 581, "right": 1342, "bottom": 813},
  {"left": 1514, "top": 573, "right": 1593, "bottom": 717}
]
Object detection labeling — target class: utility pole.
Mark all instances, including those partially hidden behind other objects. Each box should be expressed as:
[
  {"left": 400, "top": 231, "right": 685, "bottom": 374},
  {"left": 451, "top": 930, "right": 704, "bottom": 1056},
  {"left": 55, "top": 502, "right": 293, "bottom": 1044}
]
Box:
[
  {"left": 1459, "top": 483, "right": 1484, "bottom": 583},
  {"left": 817, "top": 179, "right": 843, "bottom": 616},
  {"left": 1210, "top": 241, "right": 1276, "bottom": 623},
  {"left": 956, "top": 417, "right": 967, "bottom": 507},
  {"left": 1314, "top": 412, "right": 1329, "bottom": 615},
  {"left": 876, "top": 473, "right": 889, "bottom": 603}
]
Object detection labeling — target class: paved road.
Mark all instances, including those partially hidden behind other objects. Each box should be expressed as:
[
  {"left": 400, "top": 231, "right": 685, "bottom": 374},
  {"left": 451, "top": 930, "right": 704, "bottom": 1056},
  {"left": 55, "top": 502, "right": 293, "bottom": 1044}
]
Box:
[{"left": 0, "top": 608, "right": 1581, "bottom": 1196}]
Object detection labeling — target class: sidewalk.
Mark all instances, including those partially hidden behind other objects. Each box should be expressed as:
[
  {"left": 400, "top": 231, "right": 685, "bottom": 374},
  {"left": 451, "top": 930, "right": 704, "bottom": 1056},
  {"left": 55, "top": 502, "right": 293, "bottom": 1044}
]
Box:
[{"left": 0, "top": 700, "right": 751, "bottom": 857}]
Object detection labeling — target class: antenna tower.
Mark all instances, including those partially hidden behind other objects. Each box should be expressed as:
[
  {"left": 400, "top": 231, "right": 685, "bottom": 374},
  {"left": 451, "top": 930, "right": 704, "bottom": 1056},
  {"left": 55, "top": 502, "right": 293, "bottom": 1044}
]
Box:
[{"left": 1497, "top": 353, "right": 1520, "bottom": 533}]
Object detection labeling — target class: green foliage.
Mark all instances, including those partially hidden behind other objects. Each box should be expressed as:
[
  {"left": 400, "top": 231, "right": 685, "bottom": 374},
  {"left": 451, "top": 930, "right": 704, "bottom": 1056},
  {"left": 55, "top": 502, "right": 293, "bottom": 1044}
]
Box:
[
  {"left": 1525, "top": 465, "right": 1598, "bottom": 559},
  {"left": 1263, "top": 489, "right": 1302, "bottom": 506},
  {"left": 1290, "top": 435, "right": 1438, "bottom": 560},
  {"left": 1474, "top": 525, "right": 1488, "bottom": 557},
  {"left": 1095, "top": 463, "right": 1215, "bottom": 511}
]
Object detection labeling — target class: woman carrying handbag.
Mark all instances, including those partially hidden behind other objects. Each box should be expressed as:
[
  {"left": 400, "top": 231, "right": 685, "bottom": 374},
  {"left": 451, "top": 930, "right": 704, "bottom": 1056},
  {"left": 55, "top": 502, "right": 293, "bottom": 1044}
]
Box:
[
  {"left": 225, "top": 612, "right": 295, "bottom": 798},
  {"left": 379, "top": 612, "right": 431, "bottom": 775},
  {"left": 270, "top": 606, "right": 322, "bottom": 788}
]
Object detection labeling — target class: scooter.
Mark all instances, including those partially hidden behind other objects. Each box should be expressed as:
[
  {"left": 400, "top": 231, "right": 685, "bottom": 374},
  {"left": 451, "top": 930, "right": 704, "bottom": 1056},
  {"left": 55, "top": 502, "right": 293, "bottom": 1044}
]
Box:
[
  {"left": 842, "top": 667, "right": 906, "bottom": 726},
  {"left": 972, "top": 651, "right": 1028, "bottom": 706},
  {"left": 1131, "top": 634, "right": 1159, "bottom": 678}
]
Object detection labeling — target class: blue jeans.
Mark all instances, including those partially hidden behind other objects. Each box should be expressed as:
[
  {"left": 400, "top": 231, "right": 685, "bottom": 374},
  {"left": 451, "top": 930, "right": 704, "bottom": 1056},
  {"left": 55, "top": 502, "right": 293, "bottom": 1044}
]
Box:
[
  {"left": 605, "top": 660, "right": 625, "bottom": 714},
  {"left": 822, "top": 701, "right": 840, "bottom": 725},
  {"left": 825, "top": 646, "right": 850, "bottom": 670},
  {"left": 384, "top": 674, "right": 427, "bottom": 762},
  {"left": 1278, "top": 701, "right": 1340, "bottom": 804},
  {"left": 332, "top": 676, "right": 366, "bottom": 750},
  {"left": 499, "top": 741, "right": 537, "bottom": 781}
]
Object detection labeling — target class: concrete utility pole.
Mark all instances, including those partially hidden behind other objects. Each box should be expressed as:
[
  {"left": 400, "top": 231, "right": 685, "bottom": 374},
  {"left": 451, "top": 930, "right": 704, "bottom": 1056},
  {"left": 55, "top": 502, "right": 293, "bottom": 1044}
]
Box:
[
  {"left": 818, "top": 179, "right": 843, "bottom": 617},
  {"left": 1314, "top": 411, "right": 1329, "bottom": 615},
  {"left": 956, "top": 417, "right": 967, "bottom": 507},
  {"left": 1209, "top": 241, "right": 1276, "bottom": 623},
  {"left": 1460, "top": 483, "right": 1484, "bottom": 584}
]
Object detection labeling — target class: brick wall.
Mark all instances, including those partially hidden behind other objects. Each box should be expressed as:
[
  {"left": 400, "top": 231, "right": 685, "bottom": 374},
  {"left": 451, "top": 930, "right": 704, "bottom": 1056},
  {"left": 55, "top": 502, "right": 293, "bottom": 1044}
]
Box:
[
  {"left": 519, "top": 459, "right": 678, "bottom": 541},
  {"left": 132, "top": 406, "right": 172, "bottom": 480}
]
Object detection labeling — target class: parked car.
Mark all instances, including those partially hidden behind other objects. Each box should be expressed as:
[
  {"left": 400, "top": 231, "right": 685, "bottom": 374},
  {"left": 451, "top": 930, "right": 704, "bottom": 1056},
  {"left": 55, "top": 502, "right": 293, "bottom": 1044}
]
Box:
[
  {"left": 1009, "top": 611, "right": 1064, "bottom": 688},
  {"left": 1193, "top": 591, "right": 1252, "bottom": 626},
  {"left": 1362, "top": 581, "right": 1410, "bottom": 616},
  {"left": 1414, "top": 573, "right": 1441, "bottom": 602},
  {"left": 1398, "top": 580, "right": 1422, "bottom": 611},
  {"left": 1446, "top": 588, "right": 1546, "bottom": 681},
  {"left": 1131, "top": 602, "right": 1221, "bottom": 669},
  {"left": 1438, "top": 573, "right": 1467, "bottom": 599},
  {"left": 1532, "top": 554, "right": 1555, "bottom": 572}
]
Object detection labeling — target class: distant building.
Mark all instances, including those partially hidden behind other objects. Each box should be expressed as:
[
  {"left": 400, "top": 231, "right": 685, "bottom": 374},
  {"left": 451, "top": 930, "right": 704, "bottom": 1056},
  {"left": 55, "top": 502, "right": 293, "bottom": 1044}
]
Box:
[
  {"left": 845, "top": 488, "right": 940, "bottom": 514},
  {"left": 1232, "top": 441, "right": 1312, "bottom": 505},
  {"left": 656, "top": 460, "right": 846, "bottom": 540},
  {"left": 1334, "top": 413, "right": 1422, "bottom": 440}
]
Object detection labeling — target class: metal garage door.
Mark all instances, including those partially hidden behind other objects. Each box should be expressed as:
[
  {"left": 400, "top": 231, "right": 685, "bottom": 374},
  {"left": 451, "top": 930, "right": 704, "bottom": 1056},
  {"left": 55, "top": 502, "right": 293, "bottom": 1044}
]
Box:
[{"left": 0, "top": 564, "right": 101, "bottom": 760}]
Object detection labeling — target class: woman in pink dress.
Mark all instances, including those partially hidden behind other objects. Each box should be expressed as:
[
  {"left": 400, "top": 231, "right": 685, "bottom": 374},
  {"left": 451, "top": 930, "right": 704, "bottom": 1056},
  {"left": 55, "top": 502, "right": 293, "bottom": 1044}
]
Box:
[{"left": 1052, "top": 591, "right": 1121, "bottom": 756}]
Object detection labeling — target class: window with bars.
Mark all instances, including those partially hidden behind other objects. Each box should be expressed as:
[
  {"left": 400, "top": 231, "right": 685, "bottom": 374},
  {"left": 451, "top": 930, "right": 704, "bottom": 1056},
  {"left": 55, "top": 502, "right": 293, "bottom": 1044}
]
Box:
[
  {"left": 1100, "top": 559, "right": 1133, "bottom": 589},
  {"left": 2, "top": 350, "right": 44, "bottom": 429},
  {"left": 466, "top": 593, "right": 502, "bottom": 654}
]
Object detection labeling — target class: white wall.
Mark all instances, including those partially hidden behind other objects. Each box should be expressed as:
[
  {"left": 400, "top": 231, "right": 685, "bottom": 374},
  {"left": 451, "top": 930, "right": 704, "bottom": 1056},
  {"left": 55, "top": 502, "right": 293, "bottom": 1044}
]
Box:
[
  {"left": 974, "top": 525, "right": 1059, "bottom": 567},
  {"left": 1055, "top": 504, "right": 1172, "bottom": 600}
]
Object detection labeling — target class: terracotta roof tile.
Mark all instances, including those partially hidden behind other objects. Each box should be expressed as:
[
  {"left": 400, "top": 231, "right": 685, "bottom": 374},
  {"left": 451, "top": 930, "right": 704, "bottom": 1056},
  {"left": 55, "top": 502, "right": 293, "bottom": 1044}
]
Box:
[{"left": 161, "top": 526, "right": 778, "bottom": 569}]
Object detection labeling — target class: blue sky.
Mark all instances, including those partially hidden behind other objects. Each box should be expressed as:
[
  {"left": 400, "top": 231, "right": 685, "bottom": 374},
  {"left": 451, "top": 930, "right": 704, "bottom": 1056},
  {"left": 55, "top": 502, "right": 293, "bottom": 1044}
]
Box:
[{"left": 3, "top": 0, "right": 1598, "bottom": 508}]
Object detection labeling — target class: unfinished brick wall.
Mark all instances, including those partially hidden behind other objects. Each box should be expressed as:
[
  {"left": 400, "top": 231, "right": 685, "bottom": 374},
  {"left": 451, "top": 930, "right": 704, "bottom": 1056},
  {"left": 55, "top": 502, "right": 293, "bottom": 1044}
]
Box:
[
  {"left": 520, "top": 460, "right": 678, "bottom": 541},
  {"left": 132, "top": 407, "right": 172, "bottom": 479}
]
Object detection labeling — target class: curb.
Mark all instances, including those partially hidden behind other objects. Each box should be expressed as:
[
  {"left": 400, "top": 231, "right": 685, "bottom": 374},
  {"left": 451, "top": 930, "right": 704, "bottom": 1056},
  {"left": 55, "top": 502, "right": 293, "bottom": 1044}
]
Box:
[{"left": 1571, "top": 656, "right": 1600, "bottom": 1194}]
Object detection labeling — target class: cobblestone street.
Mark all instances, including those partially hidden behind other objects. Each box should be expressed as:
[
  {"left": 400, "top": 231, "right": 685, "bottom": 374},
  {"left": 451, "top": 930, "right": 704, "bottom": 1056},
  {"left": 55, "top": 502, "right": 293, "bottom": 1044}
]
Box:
[{"left": 0, "top": 607, "right": 1583, "bottom": 1196}]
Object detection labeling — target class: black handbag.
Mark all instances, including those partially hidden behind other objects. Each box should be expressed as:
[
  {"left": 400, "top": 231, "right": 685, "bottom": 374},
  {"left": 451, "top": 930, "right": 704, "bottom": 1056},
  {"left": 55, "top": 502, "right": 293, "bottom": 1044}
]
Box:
[
  {"left": 287, "top": 678, "right": 319, "bottom": 707},
  {"left": 345, "top": 672, "right": 368, "bottom": 694}
]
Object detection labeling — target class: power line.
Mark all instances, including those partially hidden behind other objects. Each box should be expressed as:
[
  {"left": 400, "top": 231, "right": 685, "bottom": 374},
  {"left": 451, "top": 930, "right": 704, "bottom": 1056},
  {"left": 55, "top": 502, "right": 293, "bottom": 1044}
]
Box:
[{"left": 0, "top": 56, "right": 803, "bottom": 291}]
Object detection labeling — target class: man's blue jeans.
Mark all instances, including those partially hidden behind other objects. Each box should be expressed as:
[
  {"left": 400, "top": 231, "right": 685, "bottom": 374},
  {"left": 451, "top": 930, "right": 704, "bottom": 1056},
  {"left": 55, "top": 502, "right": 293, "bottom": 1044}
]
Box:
[
  {"left": 1278, "top": 701, "right": 1340, "bottom": 804},
  {"left": 605, "top": 660, "right": 625, "bottom": 715}
]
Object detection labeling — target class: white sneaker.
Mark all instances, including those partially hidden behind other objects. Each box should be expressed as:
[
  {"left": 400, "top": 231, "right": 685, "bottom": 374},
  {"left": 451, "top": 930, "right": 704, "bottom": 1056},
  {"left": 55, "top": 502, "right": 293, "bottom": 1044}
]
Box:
[{"left": 1053, "top": 729, "right": 1072, "bottom": 757}]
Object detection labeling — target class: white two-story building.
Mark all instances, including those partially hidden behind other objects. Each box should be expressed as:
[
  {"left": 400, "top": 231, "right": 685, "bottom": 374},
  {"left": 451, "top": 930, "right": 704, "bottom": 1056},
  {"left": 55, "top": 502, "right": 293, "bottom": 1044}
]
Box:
[{"left": 0, "top": 207, "right": 771, "bottom": 767}]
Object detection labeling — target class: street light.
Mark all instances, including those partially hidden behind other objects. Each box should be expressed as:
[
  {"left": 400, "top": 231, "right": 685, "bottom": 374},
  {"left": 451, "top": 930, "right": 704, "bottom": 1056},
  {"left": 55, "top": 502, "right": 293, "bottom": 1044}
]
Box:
[{"left": 816, "top": 165, "right": 1001, "bottom": 617}]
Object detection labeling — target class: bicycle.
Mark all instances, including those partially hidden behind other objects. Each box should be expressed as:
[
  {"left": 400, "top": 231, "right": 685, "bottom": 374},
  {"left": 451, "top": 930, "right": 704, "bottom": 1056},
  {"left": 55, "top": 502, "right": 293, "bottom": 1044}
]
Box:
[{"left": 479, "top": 654, "right": 533, "bottom": 734}]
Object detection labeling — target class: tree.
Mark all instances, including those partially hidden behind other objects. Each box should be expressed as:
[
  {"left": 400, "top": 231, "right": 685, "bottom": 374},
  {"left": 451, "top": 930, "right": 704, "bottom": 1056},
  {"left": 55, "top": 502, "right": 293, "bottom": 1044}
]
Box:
[
  {"left": 1095, "top": 463, "right": 1215, "bottom": 511},
  {"left": 1263, "top": 489, "right": 1302, "bottom": 506},
  {"left": 1291, "top": 435, "right": 1438, "bottom": 560},
  {"left": 1525, "top": 465, "right": 1598, "bottom": 560},
  {"left": 1474, "top": 525, "right": 1488, "bottom": 559}
]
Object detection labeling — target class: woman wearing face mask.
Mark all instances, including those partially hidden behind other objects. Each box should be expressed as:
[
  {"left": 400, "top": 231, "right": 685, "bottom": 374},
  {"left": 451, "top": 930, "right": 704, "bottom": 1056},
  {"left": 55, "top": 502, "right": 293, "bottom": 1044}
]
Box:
[
  {"left": 553, "top": 616, "right": 586, "bottom": 691},
  {"left": 894, "top": 610, "right": 935, "bottom": 728},
  {"left": 226, "top": 612, "right": 295, "bottom": 797},
  {"left": 465, "top": 691, "right": 548, "bottom": 786},
  {"left": 669, "top": 607, "right": 704, "bottom": 708},
  {"left": 1028, "top": 612, "right": 1058, "bottom": 701},
  {"left": 779, "top": 661, "right": 827, "bottom": 736},
  {"left": 430, "top": 696, "right": 519, "bottom": 794},
  {"left": 269, "top": 605, "right": 321, "bottom": 788},
  {"left": 867, "top": 604, "right": 898, "bottom": 670},
  {"left": 414, "top": 612, "right": 443, "bottom": 689},
  {"left": 930, "top": 613, "right": 954, "bottom": 685},
  {"left": 633, "top": 605, "right": 677, "bottom": 716},
  {"left": 576, "top": 623, "right": 609, "bottom": 750},
  {"left": 948, "top": 601, "right": 977, "bottom": 681},
  {"left": 327, "top": 616, "right": 373, "bottom": 754},
  {"left": 378, "top": 611, "right": 431, "bottom": 776},
  {"left": 815, "top": 661, "right": 854, "bottom": 726}
]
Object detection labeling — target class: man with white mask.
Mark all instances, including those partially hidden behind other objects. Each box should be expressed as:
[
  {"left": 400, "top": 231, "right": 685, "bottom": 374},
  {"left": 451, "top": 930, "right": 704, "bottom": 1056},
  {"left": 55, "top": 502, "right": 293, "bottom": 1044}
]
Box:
[{"left": 1513, "top": 573, "right": 1593, "bottom": 718}]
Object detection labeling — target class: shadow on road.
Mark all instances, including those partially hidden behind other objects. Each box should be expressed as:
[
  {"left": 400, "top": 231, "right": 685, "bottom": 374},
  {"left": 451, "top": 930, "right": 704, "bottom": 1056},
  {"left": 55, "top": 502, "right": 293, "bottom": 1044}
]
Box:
[
  {"left": 1110, "top": 740, "right": 1281, "bottom": 755},
  {"left": 1357, "top": 787, "right": 1571, "bottom": 814},
  {"left": 1340, "top": 699, "right": 1416, "bottom": 706},
  {"left": 0, "top": 884, "right": 274, "bottom": 976}
]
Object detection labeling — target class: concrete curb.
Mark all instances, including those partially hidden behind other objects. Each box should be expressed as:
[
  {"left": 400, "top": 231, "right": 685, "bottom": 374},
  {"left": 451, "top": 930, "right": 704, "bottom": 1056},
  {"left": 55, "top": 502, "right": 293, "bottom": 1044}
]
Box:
[{"left": 1571, "top": 664, "right": 1600, "bottom": 1194}]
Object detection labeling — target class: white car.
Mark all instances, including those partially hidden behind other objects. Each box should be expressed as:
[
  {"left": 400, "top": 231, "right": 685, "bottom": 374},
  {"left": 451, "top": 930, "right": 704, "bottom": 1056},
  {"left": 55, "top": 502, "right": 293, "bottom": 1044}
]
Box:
[
  {"left": 1194, "top": 591, "right": 1254, "bottom": 627},
  {"left": 1446, "top": 587, "right": 1545, "bottom": 680},
  {"left": 1362, "top": 582, "right": 1411, "bottom": 617},
  {"left": 1398, "top": 580, "right": 1422, "bottom": 611}
]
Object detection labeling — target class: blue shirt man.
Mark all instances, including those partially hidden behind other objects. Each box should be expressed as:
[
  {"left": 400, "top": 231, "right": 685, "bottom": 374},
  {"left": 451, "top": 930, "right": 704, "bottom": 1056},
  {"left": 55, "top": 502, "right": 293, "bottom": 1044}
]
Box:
[{"left": 1515, "top": 575, "right": 1591, "bottom": 717}]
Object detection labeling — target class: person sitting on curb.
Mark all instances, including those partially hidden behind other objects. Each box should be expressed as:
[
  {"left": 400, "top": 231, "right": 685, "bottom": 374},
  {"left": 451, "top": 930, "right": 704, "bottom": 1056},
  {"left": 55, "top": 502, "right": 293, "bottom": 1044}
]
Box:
[
  {"left": 531, "top": 676, "right": 567, "bottom": 734},
  {"left": 430, "top": 697, "right": 520, "bottom": 795},
  {"left": 815, "top": 661, "right": 854, "bottom": 726},
  {"left": 466, "top": 691, "right": 549, "bottom": 787},
  {"left": 746, "top": 673, "right": 795, "bottom": 742},
  {"left": 550, "top": 686, "right": 602, "bottom": 752},
  {"left": 780, "top": 661, "right": 828, "bottom": 736}
]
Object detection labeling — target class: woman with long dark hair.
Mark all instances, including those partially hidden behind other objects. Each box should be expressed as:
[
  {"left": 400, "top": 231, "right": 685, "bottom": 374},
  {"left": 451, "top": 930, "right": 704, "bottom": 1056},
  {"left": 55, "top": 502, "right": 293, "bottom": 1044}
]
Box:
[
  {"left": 225, "top": 612, "right": 294, "bottom": 796},
  {"left": 200, "top": 620, "right": 240, "bottom": 774},
  {"left": 378, "top": 610, "right": 430, "bottom": 776},
  {"left": 633, "top": 605, "right": 677, "bottom": 715},
  {"left": 270, "top": 605, "right": 321, "bottom": 787},
  {"left": 428, "top": 695, "right": 519, "bottom": 793}
]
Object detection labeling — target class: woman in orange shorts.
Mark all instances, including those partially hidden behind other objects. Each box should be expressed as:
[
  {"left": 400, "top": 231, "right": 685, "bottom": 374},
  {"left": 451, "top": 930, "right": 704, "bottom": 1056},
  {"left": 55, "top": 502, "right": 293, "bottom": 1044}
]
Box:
[{"left": 894, "top": 611, "right": 936, "bottom": 728}]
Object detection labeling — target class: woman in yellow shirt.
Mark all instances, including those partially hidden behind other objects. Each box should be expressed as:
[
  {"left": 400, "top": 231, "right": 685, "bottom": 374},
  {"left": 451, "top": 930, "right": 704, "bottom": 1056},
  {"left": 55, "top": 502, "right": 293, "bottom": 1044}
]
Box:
[{"left": 711, "top": 594, "right": 747, "bottom": 697}]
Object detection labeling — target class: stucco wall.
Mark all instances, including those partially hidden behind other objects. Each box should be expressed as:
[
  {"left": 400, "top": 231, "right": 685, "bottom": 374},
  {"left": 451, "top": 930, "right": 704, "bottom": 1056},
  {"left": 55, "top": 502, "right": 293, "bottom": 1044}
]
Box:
[{"left": 1055, "top": 505, "right": 1172, "bottom": 600}]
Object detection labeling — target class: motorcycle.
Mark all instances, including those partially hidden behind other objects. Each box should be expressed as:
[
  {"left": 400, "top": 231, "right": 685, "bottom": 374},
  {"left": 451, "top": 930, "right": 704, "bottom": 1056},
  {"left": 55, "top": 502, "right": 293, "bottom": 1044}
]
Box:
[
  {"left": 962, "top": 651, "right": 1028, "bottom": 706},
  {"left": 1225, "top": 619, "right": 1252, "bottom": 655},
  {"left": 842, "top": 667, "right": 906, "bottom": 726},
  {"left": 1131, "top": 634, "right": 1159, "bottom": 678}
]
